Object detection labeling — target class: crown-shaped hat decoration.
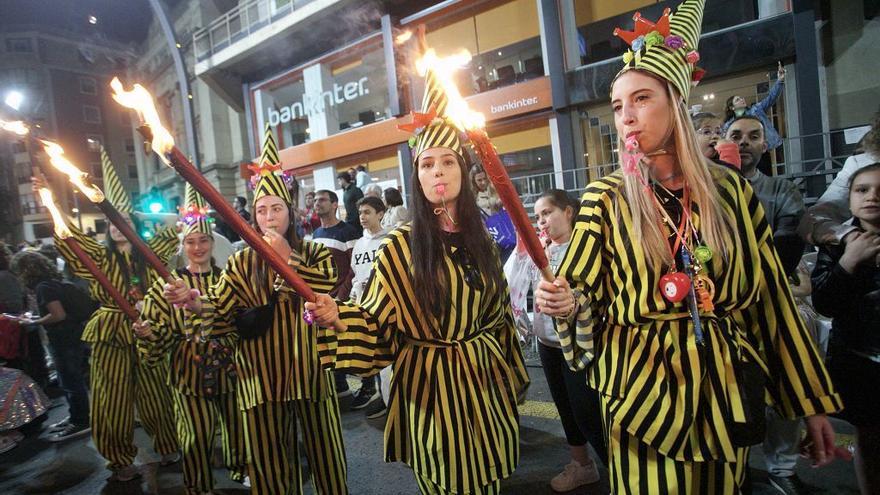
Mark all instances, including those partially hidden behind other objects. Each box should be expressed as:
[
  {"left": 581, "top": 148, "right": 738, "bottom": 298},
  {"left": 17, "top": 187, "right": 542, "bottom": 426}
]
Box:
[
  {"left": 179, "top": 183, "right": 213, "bottom": 237},
  {"left": 398, "top": 69, "right": 464, "bottom": 160},
  {"left": 251, "top": 125, "right": 292, "bottom": 206},
  {"left": 100, "top": 146, "right": 134, "bottom": 215},
  {"left": 613, "top": 0, "right": 706, "bottom": 101}
]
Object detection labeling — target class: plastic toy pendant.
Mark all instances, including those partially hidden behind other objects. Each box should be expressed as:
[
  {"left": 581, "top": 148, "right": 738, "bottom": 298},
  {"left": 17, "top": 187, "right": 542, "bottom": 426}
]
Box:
[
  {"left": 659, "top": 271, "right": 691, "bottom": 303},
  {"left": 694, "top": 245, "right": 713, "bottom": 264},
  {"left": 303, "top": 309, "right": 315, "bottom": 325},
  {"left": 694, "top": 274, "right": 715, "bottom": 312}
]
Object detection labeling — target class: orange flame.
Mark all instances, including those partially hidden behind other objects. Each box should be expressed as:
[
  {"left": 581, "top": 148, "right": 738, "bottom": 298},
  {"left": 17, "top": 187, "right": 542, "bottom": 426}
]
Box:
[
  {"left": 395, "top": 30, "right": 412, "bottom": 44},
  {"left": 37, "top": 187, "right": 72, "bottom": 238},
  {"left": 40, "top": 140, "right": 105, "bottom": 203},
  {"left": 109, "top": 77, "right": 175, "bottom": 162},
  {"left": 415, "top": 48, "right": 485, "bottom": 131},
  {"left": 0, "top": 118, "right": 29, "bottom": 136}
]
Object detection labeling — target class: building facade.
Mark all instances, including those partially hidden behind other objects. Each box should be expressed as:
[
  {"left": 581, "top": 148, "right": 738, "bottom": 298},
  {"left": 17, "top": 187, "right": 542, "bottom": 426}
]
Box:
[
  {"left": 187, "top": 0, "right": 877, "bottom": 215},
  {"left": 129, "top": 0, "right": 252, "bottom": 215},
  {"left": 0, "top": 26, "right": 138, "bottom": 243}
]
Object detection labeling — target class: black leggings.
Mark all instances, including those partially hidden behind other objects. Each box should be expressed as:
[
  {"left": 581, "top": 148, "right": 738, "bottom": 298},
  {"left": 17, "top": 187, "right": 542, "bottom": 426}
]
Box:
[{"left": 538, "top": 342, "right": 608, "bottom": 466}]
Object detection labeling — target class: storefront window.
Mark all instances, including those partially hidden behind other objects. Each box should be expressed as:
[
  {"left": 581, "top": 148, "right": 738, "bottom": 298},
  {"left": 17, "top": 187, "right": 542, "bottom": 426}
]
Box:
[
  {"left": 482, "top": 123, "right": 553, "bottom": 205},
  {"left": 423, "top": 0, "right": 544, "bottom": 96},
  {"left": 564, "top": 0, "right": 791, "bottom": 69},
  {"left": 252, "top": 36, "right": 391, "bottom": 149}
]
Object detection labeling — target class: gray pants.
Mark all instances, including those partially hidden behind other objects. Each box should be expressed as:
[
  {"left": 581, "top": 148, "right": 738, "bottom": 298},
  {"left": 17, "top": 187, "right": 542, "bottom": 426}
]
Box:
[{"left": 763, "top": 406, "right": 803, "bottom": 476}]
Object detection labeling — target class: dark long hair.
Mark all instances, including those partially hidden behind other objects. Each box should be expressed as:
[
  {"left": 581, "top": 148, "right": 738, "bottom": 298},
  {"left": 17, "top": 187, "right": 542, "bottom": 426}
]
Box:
[
  {"left": 724, "top": 95, "right": 738, "bottom": 123},
  {"left": 251, "top": 203, "right": 301, "bottom": 297},
  {"left": 106, "top": 219, "right": 148, "bottom": 295},
  {"left": 10, "top": 251, "right": 61, "bottom": 290},
  {"left": 409, "top": 153, "right": 503, "bottom": 326},
  {"left": 538, "top": 189, "right": 579, "bottom": 230}
]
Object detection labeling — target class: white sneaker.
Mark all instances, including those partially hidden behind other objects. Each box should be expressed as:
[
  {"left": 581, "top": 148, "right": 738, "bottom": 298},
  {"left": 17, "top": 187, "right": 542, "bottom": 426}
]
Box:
[
  {"left": 550, "top": 460, "right": 600, "bottom": 492},
  {"left": 159, "top": 452, "right": 181, "bottom": 466},
  {"left": 109, "top": 465, "right": 140, "bottom": 482},
  {"left": 48, "top": 417, "right": 71, "bottom": 432},
  {"left": 242, "top": 476, "right": 251, "bottom": 488}
]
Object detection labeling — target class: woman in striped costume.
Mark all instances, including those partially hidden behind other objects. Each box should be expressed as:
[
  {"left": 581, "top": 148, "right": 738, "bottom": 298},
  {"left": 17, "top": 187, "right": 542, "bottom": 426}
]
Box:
[
  {"left": 307, "top": 70, "right": 529, "bottom": 494},
  {"left": 50, "top": 148, "right": 179, "bottom": 481},
  {"left": 134, "top": 185, "right": 247, "bottom": 494},
  {"left": 164, "top": 128, "right": 348, "bottom": 495},
  {"left": 535, "top": 1, "right": 844, "bottom": 493}
]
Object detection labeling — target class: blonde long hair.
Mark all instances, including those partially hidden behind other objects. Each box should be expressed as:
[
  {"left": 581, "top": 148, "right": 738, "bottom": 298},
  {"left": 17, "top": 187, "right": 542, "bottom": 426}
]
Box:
[{"left": 619, "top": 79, "right": 737, "bottom": 271}]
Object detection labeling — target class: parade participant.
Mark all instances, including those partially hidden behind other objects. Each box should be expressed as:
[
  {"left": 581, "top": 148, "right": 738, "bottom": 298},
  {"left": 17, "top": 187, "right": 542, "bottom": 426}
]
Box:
[
  {"left": 535, "top": 1, "right": 844, "bottom": 492},
  {"left": 135, "top": 184, "right": 247, "bottom": 494},
  {"left": 812, "top": 163, "right": 880, "bottom": 495},
  {"left": 504, "top": 189, "right": 605, "bottom": 492},
  {"left": 307, "top": 67, "right": 529, "bottom": 495},
  {"left": 164, "top": 127, "right": 348, "bottom": 495},
  {"left": 48, "top": 149, "right": 179, "bottom": 481}
]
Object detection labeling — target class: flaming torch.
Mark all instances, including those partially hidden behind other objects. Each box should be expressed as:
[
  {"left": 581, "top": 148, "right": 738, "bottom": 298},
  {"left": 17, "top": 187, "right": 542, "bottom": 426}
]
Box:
[
  {"left": 0, "top": 118, "right": 29, "bottom": 136},
  {"left": 110, "top": 78, "right": 345, "bottom": 330},
  {"left": 414, "top": 30, "right": 552, "bottom": 281},
  {"left": 39, "top": 140, "right": 175, "bottom": 284},
  {"left": 38, "top": 187, "right": 140, "bottom": 321}
]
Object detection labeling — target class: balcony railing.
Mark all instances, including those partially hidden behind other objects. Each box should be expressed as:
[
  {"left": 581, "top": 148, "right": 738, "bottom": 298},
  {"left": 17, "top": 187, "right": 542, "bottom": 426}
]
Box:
[{"left": 193, "top": 0, "right": 318, "bottom": 62}]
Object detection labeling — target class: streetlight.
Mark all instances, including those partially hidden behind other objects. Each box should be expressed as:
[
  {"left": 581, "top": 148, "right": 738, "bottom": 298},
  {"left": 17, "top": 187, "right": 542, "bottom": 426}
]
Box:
[{"left": 4, "top": 90, "right": 23, "bottom": 112}]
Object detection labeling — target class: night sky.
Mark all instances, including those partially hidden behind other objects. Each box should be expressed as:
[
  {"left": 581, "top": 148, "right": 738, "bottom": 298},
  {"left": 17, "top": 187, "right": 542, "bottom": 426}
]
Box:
[{"left": 0, "top": 0, "right": 183, "bottom": 45}]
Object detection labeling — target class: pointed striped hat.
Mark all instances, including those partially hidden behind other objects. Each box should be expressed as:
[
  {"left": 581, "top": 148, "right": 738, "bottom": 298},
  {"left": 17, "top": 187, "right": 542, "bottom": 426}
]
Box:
[
  {"left": 612, "top": 0, "right": 706, "bottom": 101},
  {"left": 100, "top": 146, "right": 133, "bottom": 214},
  {"left": 399, "top": 69, "right": 464, "bottom": 161},
  {"left": 251, "top": 125, "right": 292, "bottom": 206},
  {"left": 179, "top": 183, "right": 212, "bottom": 238}
]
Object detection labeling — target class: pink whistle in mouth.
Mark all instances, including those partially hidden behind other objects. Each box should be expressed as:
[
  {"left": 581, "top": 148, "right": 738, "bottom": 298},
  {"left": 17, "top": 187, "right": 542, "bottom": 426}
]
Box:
[
  {"left": 435, "top": 184, "right": 446, "bottom": 196},
  {"left": 624, "top": 135, "right": 640, "bottom": 152}
]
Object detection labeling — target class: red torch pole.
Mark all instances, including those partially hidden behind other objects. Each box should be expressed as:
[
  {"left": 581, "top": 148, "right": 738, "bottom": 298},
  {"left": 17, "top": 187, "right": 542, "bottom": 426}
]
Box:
[
  {"left": 94, "top": 199, "right": 174, "bottom": 283},
  {"left": 466, "top": 129, "right": 553, "bottom": 281},
  {"left": 135, "top": 126, "right": 347, "bottom": 329},
  {"left": 62, "top": 237, "right": 140, "bottom": 321},
  {"left": 159, "top": 142, "right": 317, "bottom": 301}
]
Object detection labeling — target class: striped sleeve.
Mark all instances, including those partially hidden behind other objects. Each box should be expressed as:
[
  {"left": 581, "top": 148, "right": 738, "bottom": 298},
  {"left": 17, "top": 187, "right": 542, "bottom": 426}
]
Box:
[
  {"left": 137, "top": 278, "right": 176, "bottom": 366},
  {"left": 54, "top": 224, "right": 106, "bottom": 281},
  {"left": 738, "top": 179, "right": 842, "bottom": 418},
  {"left": 485, "top": 277, "right": 530, "bottom": 396},
  {"left": 291, "top": 241, "right": 338, "bottom": 294},
  {"left": 147, "top": 226, "right": 180, "bottom": 265},
  {"left": 317, "top": 242, "right": 398, "bottom": 375},
  {"left": 554, "top": 178, "right": 615, "bottom": 371}
]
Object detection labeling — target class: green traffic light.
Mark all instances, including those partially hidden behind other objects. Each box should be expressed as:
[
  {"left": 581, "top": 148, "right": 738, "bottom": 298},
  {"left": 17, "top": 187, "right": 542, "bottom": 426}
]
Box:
[{"left": 148, "top": 202, "right": 163, "bottom": 213}]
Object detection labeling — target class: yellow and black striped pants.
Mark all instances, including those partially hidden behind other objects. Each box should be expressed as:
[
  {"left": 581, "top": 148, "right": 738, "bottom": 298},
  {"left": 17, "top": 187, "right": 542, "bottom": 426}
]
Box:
[
  {"left": 90, "top": 342, "right": 178, "bottom": 469},
  {"left": 172, "top": 389, "right": 247, "bottom": 494},
  {"left": 414, "top": 475, "right": 501, "bottom": 495},
  {"left": 243, "top": 396, "right": 348, "bottom": 495},
  {"left": 603, "top": 396, "right": 750, "bottom": 494}
]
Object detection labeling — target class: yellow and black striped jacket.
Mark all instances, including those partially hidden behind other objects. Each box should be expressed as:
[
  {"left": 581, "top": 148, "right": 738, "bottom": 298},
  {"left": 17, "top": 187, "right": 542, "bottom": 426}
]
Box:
[
  {"left": 54, "top": 226, "right": 178, "bottom": 346},
  {"left": 317, "top": 225, "right": 530, "bottom": 493},
  {"left": 193, "top": 241, "right": 337, "bottom": 409},
  {"left": 556, "top": 168, "right": 841, "bottom": 462},
  {"left": 138, "top": 267, "right": 238, "bottom": 396}
]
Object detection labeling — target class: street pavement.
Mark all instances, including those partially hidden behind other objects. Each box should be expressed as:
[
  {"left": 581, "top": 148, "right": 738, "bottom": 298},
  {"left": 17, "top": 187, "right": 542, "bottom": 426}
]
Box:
[{"left": 0, "top": 353, "right": 861, "bottom": 494}]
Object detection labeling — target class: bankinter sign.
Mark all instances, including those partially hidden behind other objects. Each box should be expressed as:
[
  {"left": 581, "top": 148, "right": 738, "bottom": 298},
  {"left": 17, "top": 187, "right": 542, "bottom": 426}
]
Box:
[{"left": 267, "top": 76, "right": 370, "bottom": 126}]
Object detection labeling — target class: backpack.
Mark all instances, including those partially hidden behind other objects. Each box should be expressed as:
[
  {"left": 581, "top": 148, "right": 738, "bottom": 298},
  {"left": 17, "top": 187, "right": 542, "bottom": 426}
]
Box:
[{"left": 60, "top": 281, "right": 99, "bottom": 323}]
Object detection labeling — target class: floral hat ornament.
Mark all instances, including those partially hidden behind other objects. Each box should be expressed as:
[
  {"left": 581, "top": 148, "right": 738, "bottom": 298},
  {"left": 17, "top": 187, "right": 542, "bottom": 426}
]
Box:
[
  {"left": 178, "top": 183, "right": 213, "bottom": 237},
  {"left": 613, "top": 0, "right": 707, "bottom": 102}
]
